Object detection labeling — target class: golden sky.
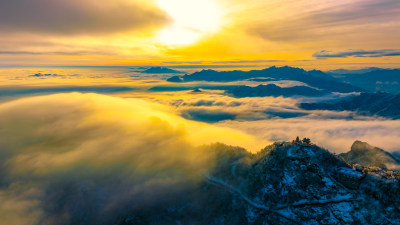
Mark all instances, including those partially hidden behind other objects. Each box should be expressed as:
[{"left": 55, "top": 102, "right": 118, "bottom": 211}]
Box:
[{"left": 0, "top": 0, "right": 399, "bottom": 68}]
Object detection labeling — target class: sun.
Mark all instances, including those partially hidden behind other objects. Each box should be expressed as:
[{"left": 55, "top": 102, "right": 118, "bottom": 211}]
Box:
[{"left": 156, "top": 0, "right": 222, "bottom": 46}]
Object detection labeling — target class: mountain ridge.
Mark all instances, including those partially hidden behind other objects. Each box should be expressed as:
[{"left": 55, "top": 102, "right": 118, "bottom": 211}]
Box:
[
  {"left": 331, "top": 68, "right": 400, "bottom": 94},
  {"left": 300, "top": 92, "right": 400, "bottom": 119},
  {"left": 226, "top": 84, "right": 329, "bottom": 97},
  {"left": 167, "top": 66, "right": 364, "bottom": 93},
  {"left": 139, "top": 67, "right": 185, "bottom": 74}
]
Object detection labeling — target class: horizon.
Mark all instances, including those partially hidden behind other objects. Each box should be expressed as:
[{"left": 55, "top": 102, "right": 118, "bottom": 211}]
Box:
[{"left": 1, "top": 64, "right": 400, "bottom": 71}]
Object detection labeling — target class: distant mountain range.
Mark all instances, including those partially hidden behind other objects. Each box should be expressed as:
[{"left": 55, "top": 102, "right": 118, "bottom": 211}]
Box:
[
  {"left": 300, "top": 92, "right": 400, "bottom": 119},
  {"left": 227, "top": 84, "right": 329, "bottom": 98},
  {"left": 330, "top": 68, "right": 400, "bottom": 94},
  {"left": 165, "top": 66, "right": 400, "bottom": 94},
  {"left": 139, "top": 67, "right": 184, "bottom": 74},
  {"left": 165, "top": 66, "right": 363, "bottom": 93},
  {"left": 327, "top": 67, "right": 382, "bottom": 75},
  {"left": 177, "top": 66, "right": 363, "bottom": 93},
  {"left": 339, "top": 141, "right": 400, "bottom": 170}
]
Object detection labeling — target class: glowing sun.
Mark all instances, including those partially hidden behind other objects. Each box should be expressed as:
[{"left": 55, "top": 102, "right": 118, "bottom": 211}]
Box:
[{"left": 156, "top": 0, "right": 222, "bottom": 46}]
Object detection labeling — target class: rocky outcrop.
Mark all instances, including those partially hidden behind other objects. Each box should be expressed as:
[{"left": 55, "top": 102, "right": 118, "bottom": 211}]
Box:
[{"left": 339, "top": 141, "right": 400, "bottom": 170}]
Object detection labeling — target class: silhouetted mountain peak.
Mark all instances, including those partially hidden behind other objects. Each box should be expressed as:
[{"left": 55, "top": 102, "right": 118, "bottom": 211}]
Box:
[
  {"left": 261, "top": 65, "right": 306, "bottom": 74},
  {"left": 351, "top": 140, "right": 381, "bottom": 152},
  {"left": 339, "top": 141, "right": 400, "bottom": 170},
  {"left": 140, "top": 67, "right": 184, "bottom": 74},
  {"left": 166, "top": 75, "right": 184, "bottom": 82}
]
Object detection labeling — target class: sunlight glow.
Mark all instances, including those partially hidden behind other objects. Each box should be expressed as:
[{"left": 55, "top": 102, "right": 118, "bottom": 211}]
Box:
[{"left": 156, "top": 0, "right": 222, "bottom": 46}]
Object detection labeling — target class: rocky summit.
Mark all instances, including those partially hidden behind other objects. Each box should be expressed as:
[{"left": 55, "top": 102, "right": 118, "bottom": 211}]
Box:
[{"left": 119, "top": 140, "right": 400, "bottom": 225}]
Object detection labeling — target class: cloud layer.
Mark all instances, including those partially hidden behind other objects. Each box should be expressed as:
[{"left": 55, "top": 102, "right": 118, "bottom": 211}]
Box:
[
  {"left": 248, "top": 0, "right": 400, "bottom": 43},
  {"left": 217, "top": 118, "right": 400, "bottom": 154},
  {"left": 0, "top": 93, "right": 255, "bottom": 224},
  {"left": 0, "top": 0, "right": 168, "bottom": 35},
  {"left": 313, "top": 49, "right": 400, "bottom": 58},
  {"left": 137, "top": 90, "right": 400, "bottom": 154}
]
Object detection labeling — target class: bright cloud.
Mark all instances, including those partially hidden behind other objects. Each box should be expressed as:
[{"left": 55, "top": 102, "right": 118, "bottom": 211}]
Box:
[{"left": 0, "top": 93, "right": 257, "bottom": 224}]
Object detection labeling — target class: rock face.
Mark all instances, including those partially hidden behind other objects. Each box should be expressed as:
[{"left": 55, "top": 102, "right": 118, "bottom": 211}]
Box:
[
  {"left": 339, "top": 141, "right": 400, "bottom": 170},
  {"left": 118, "top": 141, "right": 400, "bottom": 225}
]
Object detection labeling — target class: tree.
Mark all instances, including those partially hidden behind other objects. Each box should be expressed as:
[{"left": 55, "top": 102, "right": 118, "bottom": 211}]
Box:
[{"left": 302, "top": 138, "right": 311, "bottom": 144}]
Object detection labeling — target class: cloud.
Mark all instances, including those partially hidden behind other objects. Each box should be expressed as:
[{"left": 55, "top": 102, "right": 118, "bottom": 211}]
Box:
[
  {"left": 0, "top": 93, "right": 256, "bottom": 224},
  {"left": 148, "top": 91, "right": 363, "bottom": 122},
  {"left": 0, "top": 86, "right": 137, "bottom": 98},
  {"left": 28, "top": 73, "right": 77, "bottom": 78},
  {"left": 0, "top": 0, "right": 169, "bottom": 35},
  {"left": 0, "top": 50, "right": 113, "bottom": 56},
  {"left": 181, "top": 108, "right": 236, "bottom": 123},
  {"left": 141, "top": 91, "right": 400, "bottom": 154},
  {"left": 248, "top": 0, "right": 400, "bottom": 42},
  {"left": 313, "top": 49, "right": 400, "bottom": 58},
  {"left": 185, "top": 99, "right": 228, "bottom": 107},
  {"left": 217, "top": 118, "right": 400, "bottom": 154}
]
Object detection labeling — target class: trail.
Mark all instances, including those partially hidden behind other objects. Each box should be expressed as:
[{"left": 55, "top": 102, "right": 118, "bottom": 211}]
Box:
[
  {"left": 206, "top": 175, "right": 361, "bottom": 225},
  {"left": 205, "top": 176, "right": 300, "bottom": 224}
]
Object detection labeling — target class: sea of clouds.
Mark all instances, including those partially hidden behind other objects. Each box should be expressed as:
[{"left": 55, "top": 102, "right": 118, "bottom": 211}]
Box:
[{"left": 0, "top": 93, "right": 256, "bottom": 224}]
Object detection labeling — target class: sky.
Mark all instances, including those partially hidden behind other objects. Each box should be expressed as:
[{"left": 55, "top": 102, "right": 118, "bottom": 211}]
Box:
[{"left": 0, "top": 0, "right": 399, "bottom": 68}]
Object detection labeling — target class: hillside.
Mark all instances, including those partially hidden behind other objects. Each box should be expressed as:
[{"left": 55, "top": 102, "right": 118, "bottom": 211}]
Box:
[
  {"left": 339, "top": 141, "right": 400, "bottom": 170},
  {"left": 118, "top": 140, "right": 400, "bottom": 225}
]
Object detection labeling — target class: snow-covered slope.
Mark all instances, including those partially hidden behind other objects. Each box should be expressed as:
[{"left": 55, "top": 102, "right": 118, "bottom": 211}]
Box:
[{"left": 119, "top": 141, "right": 400, "bottom": 225}]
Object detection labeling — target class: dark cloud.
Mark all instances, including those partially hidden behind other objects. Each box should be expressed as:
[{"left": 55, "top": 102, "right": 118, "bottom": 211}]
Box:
[
  {"left": 28, "top": 73, "right": 80, "bottom": 78},
  {"left": 186, "top": 100, "right": 229, "bottom": 107},
  {"left": 181, "top": 108, "right": 236, "bottom": 123},
  {"left": 313, "top": 49, "right": 400, "bottom": 58},
  {"left": 249, "top": 0, "right": 400, "bottom": 42},
  {"left": 0, "top": 0, "right": 169, "bottom": 35},
  {"left": 263, "top": 109, "right": 308, "bottom": 119}
]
